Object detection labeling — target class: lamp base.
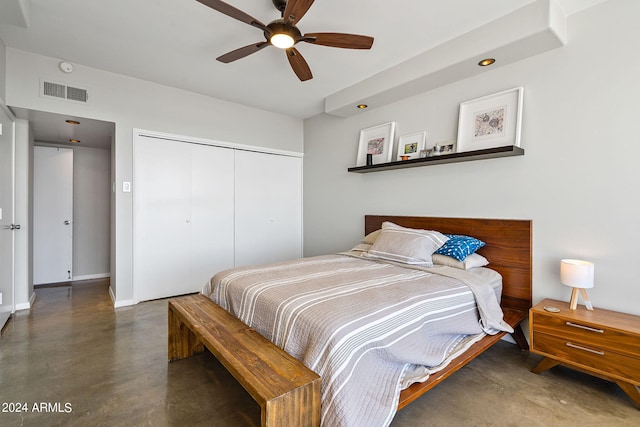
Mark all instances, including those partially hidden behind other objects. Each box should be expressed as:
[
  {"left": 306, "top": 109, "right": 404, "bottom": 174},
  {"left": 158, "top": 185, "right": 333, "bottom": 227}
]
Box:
[{"left": 569, "top": 287, "right": 594, "bottom": 310}]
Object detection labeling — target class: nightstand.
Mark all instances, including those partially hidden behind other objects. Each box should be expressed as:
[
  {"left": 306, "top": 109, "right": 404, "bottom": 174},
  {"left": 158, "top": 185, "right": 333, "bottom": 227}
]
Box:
[{"left": 530, "top": 298, "right": 640, "bottom": 407}]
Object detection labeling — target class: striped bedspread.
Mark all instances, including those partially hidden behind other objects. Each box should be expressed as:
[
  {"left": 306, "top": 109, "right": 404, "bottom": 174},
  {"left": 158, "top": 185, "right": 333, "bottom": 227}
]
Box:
[{"left": 202, "top": 253, "right": 511, "bottom": 427}]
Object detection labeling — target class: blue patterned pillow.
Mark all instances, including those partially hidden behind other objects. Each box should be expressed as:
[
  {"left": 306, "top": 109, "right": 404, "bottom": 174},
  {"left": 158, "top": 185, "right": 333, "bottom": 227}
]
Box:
[{"left": 434, "top": 234, "right": 485, "bottom": 261}]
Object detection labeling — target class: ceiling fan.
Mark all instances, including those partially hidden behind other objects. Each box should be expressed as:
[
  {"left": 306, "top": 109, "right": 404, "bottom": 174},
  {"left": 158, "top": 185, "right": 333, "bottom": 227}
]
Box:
[{"left": 197, "top": 0, "right": 374, "bottom": 81}]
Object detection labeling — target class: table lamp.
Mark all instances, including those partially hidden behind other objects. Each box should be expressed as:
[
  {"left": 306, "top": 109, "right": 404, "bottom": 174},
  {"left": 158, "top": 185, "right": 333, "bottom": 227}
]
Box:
[{"left": 560, "top": 259, "right": 594, "bottom": 310}]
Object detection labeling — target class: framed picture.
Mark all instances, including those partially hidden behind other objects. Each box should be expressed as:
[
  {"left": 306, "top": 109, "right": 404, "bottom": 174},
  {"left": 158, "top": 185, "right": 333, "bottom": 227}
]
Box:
[
  {"left": 396, "top": 131, "right": 427, "bottom": 161},
  {"left": 356, "top": 122, "right": 396, "bottom": 166},
  {"left": 456, "top": 87, "right": 523, "bottom": 153},
  {"left": 432, "top": 141, "right": 456, "bottom": 156}
]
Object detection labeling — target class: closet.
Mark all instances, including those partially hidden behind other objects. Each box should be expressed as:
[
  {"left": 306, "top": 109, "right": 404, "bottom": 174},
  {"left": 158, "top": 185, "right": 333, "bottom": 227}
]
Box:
[
  {"left": 234, "top": 149, "right": 303, "bottom": 267},
  {"left": 133, "top": 132, "right": 302, "bottom": 302}
]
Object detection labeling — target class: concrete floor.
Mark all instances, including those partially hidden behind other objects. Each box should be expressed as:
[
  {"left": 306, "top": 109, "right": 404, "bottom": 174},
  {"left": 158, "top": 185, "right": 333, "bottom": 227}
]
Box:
[{"left": 0, "top": 280, "right": 638, "bottom": 426}]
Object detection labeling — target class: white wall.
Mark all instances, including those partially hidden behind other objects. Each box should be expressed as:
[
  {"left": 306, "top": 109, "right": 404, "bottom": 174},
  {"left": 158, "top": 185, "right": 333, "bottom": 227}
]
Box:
[
  {"left": 71, "top": 146, "right": 111, "bottom": 279},
  {"left": 0, "top": 37, "right": 6, "bottom": 102},
  {"left": 6, "top": 48, "right": 303, "bottom": 306},
  {"left": 14, "top": 119, "right": 33, "bottom": 309},
  {"left": 303, "top": 0, "right": 640, "bottom": 316}
]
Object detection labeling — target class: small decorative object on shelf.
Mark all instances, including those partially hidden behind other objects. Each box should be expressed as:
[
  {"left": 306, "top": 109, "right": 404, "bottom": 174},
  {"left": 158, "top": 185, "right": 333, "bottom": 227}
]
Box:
[{"left": 366, "top": 153, "right": 373, "bottom": 166}]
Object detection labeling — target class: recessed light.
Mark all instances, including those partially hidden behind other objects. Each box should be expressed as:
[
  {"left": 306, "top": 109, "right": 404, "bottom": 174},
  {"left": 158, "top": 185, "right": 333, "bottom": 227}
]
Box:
[
  {"left": 69, "top": 139, "right": 80, "bottom": 143},
  {"left": 65, "top": 120, "right": 80, "bottom": 125},
  {"left": 357, "top": 104, "right": 368, "bottom": 109},
  {"left": 478, "top": 58, "right": 496, "bottom": 67}
]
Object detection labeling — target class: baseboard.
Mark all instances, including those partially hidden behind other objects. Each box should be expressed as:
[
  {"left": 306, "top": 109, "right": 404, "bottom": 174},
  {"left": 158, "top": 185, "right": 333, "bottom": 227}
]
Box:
[
  {"left": 109, "top": 286, "right": 134, "bottom": 308},
  {"left": 72, "top": 273, "right": 110, "bottom": 281},
  {"left": 15, "top": 292, "right": 37, "bottom": 311}
]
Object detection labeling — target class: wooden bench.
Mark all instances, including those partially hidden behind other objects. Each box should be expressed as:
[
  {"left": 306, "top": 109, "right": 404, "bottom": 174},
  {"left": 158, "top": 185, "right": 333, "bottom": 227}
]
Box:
[{"left": 168, "top": 294, "right": 321, "bottom": 427}]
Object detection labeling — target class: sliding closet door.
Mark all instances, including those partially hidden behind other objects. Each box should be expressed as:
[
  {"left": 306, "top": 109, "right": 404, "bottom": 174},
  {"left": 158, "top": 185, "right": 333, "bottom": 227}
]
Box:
[
  {"left": 189, "top": 143, "right": 234, "bottom": 289},
  {"left": 234, "top": 150, "right": 302, "bottom": 267},
  {"left": 135, "top": 137, "right": 191, "bottom": 301},
  {"left": 134, "top": 137, "right": 234, "bottom": 302}
]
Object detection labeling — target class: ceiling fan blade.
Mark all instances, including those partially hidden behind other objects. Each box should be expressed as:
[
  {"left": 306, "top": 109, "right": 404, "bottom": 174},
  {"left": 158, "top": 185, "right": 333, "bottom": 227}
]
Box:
[
  {"left": 282, "top": 0, "right": 315, "bottom": 26},
  {"left": 286, "top": 48, "right": 313, "bottom": 81},
  {"left": 304, "top": 33, "right": 374, "bottom": 49},
  {"left": 197, "top": 0, "right": 267, "bottom": 31},
  {"left": 217, "top": 41, "right": 270, "bottom": 63}
]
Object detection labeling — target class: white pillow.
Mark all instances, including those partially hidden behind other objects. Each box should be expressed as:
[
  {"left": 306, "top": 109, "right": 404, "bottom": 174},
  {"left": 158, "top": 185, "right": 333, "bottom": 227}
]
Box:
[
  {"left": 361, "top": 229, "right": 381, "bottom": 245},
  {"left": 350, "top": 243, "right": 373, "bottom": 252},
  {"left": 364, "top": 222, "right": 449, "bottom": 266},
  {"left": 432, "top": 253, "right": 489, "bottom": 270}
]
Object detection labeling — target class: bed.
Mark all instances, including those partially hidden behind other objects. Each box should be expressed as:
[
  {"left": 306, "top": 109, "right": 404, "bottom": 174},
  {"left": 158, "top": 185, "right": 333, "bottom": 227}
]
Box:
[{"left": 200, "top": 215, "right": 532, "bottom": 426}]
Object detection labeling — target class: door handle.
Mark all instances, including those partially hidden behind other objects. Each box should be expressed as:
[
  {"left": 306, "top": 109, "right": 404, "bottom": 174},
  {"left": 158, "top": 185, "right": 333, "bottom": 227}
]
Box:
[
  {"left": 64, "top": 220, "right": 71, "bottom": 225},
  {"left": 3, "top": 224, "right": 21, "bottom": 230}
]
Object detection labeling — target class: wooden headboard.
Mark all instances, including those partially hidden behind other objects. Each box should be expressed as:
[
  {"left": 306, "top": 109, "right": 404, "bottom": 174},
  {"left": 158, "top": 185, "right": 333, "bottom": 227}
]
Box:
[{"left": 365, "top": 215, "right": 532, "bottom": 312}]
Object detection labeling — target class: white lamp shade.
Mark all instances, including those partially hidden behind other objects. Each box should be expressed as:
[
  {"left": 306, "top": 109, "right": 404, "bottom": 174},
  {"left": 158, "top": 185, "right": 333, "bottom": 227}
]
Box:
[{"left": 560, "top": 259, "right": 594, "bottom": 289}]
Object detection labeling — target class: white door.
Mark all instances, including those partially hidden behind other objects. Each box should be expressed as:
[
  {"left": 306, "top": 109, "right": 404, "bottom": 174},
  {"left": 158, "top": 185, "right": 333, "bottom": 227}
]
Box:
[
  {"left": 188, "top": 143, "right": 235, "bottom": 289},
  {"left": 33, "top": 147, "right": 74, "bottom": 285},
  {"left": 0, "top": 104, "right": 16, "bottom": 328},
  {"left": 234, "top": 150, "right": 303, "bottom": 267},
  {"left": 134, "top": 136, "right": 235, "bottom": 302}
]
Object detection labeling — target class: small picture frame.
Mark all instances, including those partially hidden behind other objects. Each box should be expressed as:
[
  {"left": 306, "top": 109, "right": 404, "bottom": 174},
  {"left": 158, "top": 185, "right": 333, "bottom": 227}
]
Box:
[
  {"left": 356, "top": 122, "right": 396, "bottom": 166},
  {"left": 456, "top": 87, "right": 523, "bottom": 153},
  {"left": 432, "top": 141, "right": 456, "bottom": 156},
  {"left": 396, "top": 131, "right": 427, "bottom": 161}
]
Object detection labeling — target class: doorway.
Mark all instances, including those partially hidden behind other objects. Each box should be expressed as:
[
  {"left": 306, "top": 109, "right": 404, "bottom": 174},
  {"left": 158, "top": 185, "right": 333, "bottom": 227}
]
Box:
[
  {"left": 10, "top": 108, "right": 114, "bottom": 302},
  {"left": 33, "top": 146, "right": 73, "bottom": 285}
]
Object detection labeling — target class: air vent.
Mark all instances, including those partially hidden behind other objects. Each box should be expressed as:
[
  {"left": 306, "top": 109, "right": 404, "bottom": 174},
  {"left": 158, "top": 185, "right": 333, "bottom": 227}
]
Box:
[
  {"left": 40, "top": 79, "right": 89, "bottom": 103},
  {"left": 43, "top": 81, "right": 66, "bottom": 99}
]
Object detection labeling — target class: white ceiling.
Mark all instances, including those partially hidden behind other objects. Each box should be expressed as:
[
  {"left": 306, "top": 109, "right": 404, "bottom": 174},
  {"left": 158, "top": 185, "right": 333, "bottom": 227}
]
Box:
[{"left": 0, "top": 0, "right": 608, "bottom": 148}]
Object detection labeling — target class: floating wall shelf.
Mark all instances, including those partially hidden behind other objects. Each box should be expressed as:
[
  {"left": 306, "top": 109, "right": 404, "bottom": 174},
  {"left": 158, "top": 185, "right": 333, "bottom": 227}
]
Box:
[{"left": 348, "top": 145, "right": 524, "bottom": 173}]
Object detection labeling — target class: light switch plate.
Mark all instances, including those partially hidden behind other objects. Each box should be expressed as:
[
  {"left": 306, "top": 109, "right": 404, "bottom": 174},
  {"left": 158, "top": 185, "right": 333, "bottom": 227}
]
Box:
[{"left": 123, "top": 181, "right": 131, "bottom": 192}]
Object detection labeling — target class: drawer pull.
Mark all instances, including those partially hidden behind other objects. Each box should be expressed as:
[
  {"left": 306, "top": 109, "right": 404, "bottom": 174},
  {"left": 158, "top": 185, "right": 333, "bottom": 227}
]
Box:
[
  {"left": 565, "top": 321, "right": 604, "bottom": 334},
  {"left": 566, "top": 342, "right": 605, "bottom": 356}
]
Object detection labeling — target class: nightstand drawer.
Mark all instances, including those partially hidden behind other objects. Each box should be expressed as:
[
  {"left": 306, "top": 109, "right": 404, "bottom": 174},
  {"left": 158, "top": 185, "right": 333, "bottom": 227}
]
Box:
[
  {"left": 532, "top": 332, "right": 640, "bottom": 384},
  {"left": 532, "top": 311, "right": 640, "bottom": 357}
]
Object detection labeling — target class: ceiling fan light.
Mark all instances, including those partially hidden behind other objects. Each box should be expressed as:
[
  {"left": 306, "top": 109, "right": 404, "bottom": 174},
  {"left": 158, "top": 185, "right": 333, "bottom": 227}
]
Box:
[{"left": 271, "top": 33, "right": 295, "bottom": 49}]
